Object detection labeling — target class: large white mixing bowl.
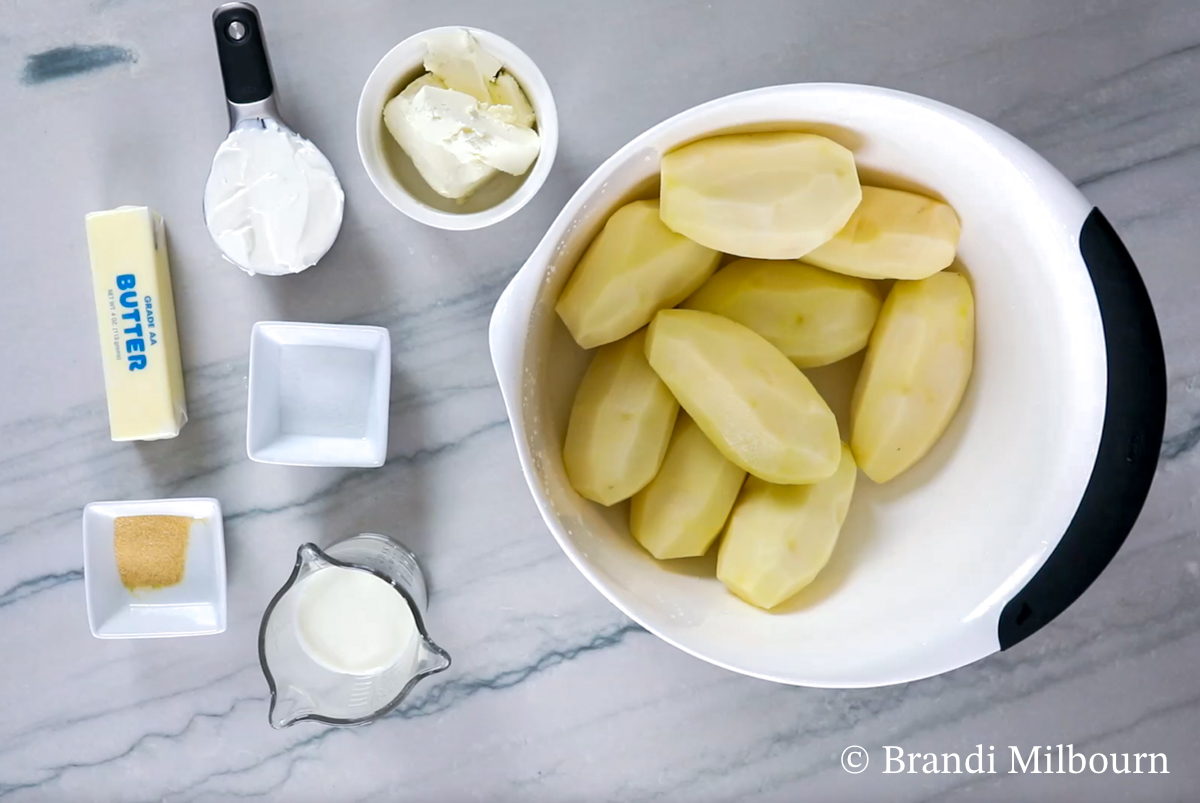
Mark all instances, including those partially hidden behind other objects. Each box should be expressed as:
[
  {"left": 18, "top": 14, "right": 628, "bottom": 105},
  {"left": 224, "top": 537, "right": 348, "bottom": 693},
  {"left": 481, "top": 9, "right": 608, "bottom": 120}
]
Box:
[{"left": 488, "top": 84, "right": 1165, "bottom": 687}]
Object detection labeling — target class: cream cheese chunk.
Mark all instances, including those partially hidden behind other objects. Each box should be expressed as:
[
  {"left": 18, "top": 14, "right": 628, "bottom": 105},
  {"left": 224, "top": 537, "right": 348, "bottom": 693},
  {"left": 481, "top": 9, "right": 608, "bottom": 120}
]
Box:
[
  {"left": 384, "top": 86, "right": 540, "bottom": 200},
  {"left": 384, "top": 30, "right": 540, "bottom": 200},
  {"left": 422, "top": 29, "right": 503, "bottom": 103}
]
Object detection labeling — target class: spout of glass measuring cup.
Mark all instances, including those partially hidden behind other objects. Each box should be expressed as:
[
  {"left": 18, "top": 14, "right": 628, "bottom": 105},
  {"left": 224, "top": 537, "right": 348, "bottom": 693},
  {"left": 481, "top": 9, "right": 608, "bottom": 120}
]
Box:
[
  {"left": 258, "top": 543, "right": 333, "bottom": 729},
  {"left": 295, "top": 542, "right": 327, "bottom": 573},
  {"left": 416, "top": 637, "right": 452, "bottom": 677},
  {"left": 269, "top": 685, "right": 317, "bottom": 730}
]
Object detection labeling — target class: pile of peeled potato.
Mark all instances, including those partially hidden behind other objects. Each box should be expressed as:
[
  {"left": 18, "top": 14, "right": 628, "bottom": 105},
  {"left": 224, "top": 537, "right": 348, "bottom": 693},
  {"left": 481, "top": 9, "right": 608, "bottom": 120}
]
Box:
[{"left": 556, "top": 131, "right": 974, "bottom": 611}]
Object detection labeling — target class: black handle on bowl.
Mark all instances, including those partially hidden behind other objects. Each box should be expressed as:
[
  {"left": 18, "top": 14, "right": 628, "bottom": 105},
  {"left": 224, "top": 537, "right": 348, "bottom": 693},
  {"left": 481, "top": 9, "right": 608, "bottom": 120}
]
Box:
[
  {"left": 213, "top": 2, "right": 274, "bottom": 105},
  {"left": 998, "top": 208, "right": 1166, "bottom": 650}
]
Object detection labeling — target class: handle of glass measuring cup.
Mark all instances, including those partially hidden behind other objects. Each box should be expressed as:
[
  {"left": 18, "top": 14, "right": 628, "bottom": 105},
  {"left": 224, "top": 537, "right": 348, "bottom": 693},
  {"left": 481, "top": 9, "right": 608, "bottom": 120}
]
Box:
[{"left": 212, "top": 2, "right": 278, "bottom": 125}]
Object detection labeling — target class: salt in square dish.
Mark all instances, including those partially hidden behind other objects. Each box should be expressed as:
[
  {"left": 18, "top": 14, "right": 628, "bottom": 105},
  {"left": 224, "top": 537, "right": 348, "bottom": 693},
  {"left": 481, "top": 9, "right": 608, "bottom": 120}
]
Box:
[
  {"left": 83, "top": 497, "right": 227, "bottom": 639},
  {"left": 247, "top": 321, "right": 392, "bottom": 468}
]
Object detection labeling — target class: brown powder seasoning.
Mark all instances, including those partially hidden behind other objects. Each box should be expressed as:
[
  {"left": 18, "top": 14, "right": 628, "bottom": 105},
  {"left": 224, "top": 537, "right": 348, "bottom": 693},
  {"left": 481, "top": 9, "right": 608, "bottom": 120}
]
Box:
[{"left": 114, "top": 515, "right": 193, "bottom": 590}]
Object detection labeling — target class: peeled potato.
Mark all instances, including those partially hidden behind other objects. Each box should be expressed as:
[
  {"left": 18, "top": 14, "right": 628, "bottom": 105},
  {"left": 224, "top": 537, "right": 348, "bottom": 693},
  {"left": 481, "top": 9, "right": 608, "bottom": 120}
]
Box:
[
  {"left": 851, "top": 272, "right": 974, "bottom": 483},
  {"left": 803, "top": 186, "right": 961, "bottom": 280},
  {"left": 556, "top": 200, "right": 721, "bottom": 349},
  {"left": 717, "top": 443, "right": 858, "bottom": 610},
  {"left": 630, "top": 415, "right": 747, "bottom": 560},
  {"left": 659, "top": 132, "right": 862, "bottom": 260},
  {"left": 563, "top": 329, "right": 680, "bottom": 505},
  {"left": 645, "top": 309, "right": 841, "bottom": 485},
  {"left": 682, "top": 259, "right": 882, "bottom": 368}
]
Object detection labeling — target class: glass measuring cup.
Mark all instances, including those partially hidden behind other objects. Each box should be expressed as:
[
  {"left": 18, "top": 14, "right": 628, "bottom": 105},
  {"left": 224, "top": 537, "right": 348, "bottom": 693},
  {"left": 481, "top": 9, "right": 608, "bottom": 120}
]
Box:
[{"left": 258, "top": 533, "right": 451, "bottom": 728}]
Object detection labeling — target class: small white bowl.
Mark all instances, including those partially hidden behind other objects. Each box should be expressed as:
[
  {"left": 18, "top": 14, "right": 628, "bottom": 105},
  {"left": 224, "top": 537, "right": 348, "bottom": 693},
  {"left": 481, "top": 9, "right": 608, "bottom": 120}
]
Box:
[
  {"left": 83, "top": 498, "right": 227, "bottom": 639},
  {"left": 247, "top": 322, "right": 391, "bottom": 468},
  {"left": 356, "top": 26, "right": 559, "bottom": 230}
]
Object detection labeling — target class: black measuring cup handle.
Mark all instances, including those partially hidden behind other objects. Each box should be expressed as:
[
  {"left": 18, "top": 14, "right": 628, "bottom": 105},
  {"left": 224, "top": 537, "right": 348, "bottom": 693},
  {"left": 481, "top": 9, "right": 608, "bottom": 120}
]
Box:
[{"left": 213, "top": 2, "right": 275, "bottom": 107}]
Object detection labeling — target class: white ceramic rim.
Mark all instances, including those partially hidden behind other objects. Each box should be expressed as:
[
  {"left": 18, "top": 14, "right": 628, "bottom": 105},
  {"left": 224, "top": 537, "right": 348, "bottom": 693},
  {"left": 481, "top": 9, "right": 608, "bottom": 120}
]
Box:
[
  {"left": 489, "top": 83, "right": 1109, "bottom": 688},
  {"left": 355, "top": 26, "right": 560, "bottom": 231}
]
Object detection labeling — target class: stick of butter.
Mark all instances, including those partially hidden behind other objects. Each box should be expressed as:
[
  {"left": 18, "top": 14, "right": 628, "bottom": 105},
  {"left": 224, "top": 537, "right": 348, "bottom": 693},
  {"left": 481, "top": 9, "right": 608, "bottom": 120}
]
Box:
[{"left": 85, "top": 207, "right": 187, "bottom": 441}]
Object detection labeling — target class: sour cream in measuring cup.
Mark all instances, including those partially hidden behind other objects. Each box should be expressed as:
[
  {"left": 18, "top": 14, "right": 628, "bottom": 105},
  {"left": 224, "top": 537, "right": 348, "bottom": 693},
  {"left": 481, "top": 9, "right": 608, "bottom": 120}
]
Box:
[{"left": 203, "top": 119, "right": 344, "bottom": 276}]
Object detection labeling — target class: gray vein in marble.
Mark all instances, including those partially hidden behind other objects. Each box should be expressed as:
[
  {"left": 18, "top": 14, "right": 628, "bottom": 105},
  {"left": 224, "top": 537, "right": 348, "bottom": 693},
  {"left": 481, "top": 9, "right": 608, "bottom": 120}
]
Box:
[
  {"left": 181, "top": 756, "right": 313, "bottom": 803},
  {"left": 440, "top": 546, "right": 564, "bottom": 603},
  {"left": 0, "top": 664, "right": 258, "bottom": 752},
  {"left": 349, "top": 268, "right": 514, "bottom": 333},
  {"left": 0, "top": 509, "right": 80, "bottom": 547},
  {"left": 884, "top": 1, "right": 1137, "bottom": 91},
  {"left": 392, "top": 621, "right": 646, "bottom": 720},
  {"left": 0, "top": 413, "right": 510, "bottom": 620},
  {"left": 0, "top": 696, "right": 265, "bottom": 800},
  {"left": 978, "top": 14, "right": 1200, "bottom": 197},
  {"left": 1076, "top": 140, "right": 1200, "bottom": 188},
  {"left": 20, "top": 45, "right": 136, "bottom": 85},
  {"left": 223, "top": 417, "right": 509, "bottom": 525},
  {"left": 159, "top": 371, "right": 498, "bottom": 499},
  {"left": 145, "top": 621, "right": 644, "bottom": 802},
  {"left": 1013, "top": 40, "right": 1200, "bottom": 138},
  {"left": 0, "top": 569, "right": 81, "bottom": 609},
  {"left": 1161, "top": 412, "right": 1200, "bottom": 459},
  {"left": 153, "top": 731, "right": 332, "bottom": 803},
  {"left": 390, "top": 379, "right": 499, "bottom": 412}
]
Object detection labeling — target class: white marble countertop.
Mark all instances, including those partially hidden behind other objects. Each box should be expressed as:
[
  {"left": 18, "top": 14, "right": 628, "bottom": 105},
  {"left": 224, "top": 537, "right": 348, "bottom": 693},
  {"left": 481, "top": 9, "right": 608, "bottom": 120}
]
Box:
[{"left": 2, "top": 0, "right": 1199, "bottom": 800}]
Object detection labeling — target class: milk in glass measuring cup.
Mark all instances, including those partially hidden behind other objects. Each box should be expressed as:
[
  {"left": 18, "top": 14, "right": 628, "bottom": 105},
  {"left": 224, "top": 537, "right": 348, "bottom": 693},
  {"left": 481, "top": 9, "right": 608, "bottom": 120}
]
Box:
[{"left": 258, "top": 534, "right": 450, "bottom": 728}]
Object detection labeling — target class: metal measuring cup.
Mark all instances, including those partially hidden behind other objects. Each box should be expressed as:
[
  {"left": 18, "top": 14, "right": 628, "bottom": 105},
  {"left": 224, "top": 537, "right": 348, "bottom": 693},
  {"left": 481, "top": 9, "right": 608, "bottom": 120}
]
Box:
[{"left": 206, "top": 3, "right": 344, "bottom": 275}]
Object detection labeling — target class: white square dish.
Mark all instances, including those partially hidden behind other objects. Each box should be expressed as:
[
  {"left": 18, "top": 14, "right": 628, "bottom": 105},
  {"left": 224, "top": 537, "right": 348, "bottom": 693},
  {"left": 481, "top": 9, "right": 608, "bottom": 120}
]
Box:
[
  {"left": 247, "top": 322, "right": 392, "bottom": 468},
  {"left": 83, "top": 498, "right": 227, "bottom": 638}
]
